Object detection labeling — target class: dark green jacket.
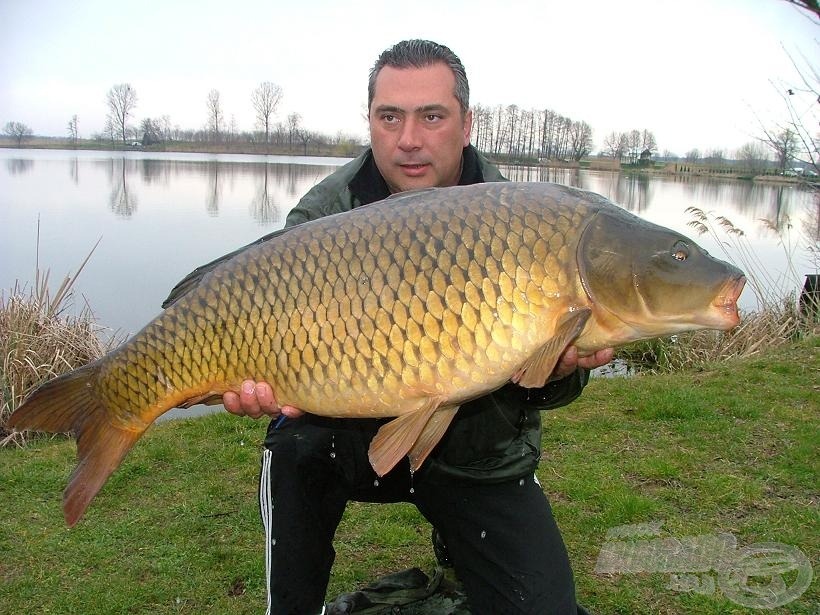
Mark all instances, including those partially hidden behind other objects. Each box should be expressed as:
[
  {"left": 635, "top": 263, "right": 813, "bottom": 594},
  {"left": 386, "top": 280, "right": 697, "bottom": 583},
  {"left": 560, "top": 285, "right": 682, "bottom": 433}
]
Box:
[{"left": 284, "top": 146, "right": 588, "bottom": 483}]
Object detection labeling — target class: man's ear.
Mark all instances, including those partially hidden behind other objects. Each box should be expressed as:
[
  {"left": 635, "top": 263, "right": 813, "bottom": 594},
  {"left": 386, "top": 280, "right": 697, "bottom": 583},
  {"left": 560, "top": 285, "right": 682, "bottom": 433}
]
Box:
[{"left": 463, "top": 109, "right": 473, "bottom": 146}]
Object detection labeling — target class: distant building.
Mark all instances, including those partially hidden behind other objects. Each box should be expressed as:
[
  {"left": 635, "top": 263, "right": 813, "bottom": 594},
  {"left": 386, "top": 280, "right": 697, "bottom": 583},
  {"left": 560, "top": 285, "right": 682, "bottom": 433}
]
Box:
[{"left": 639, "top": 149, "right": 653, "bottom": 166}]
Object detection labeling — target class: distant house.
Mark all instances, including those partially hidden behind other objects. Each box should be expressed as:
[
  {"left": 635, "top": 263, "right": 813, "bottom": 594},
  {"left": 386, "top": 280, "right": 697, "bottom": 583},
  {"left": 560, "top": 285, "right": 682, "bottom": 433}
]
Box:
[{"left": 639, "top": 149, "right": 653, "bottom": 166}]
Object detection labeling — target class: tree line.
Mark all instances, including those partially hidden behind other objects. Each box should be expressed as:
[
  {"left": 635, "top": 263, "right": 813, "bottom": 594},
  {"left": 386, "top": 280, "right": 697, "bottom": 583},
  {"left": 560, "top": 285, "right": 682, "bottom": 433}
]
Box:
[
  {"left": 2, "top": 74, "right": 815, "bottom": 174},
  {"left": 97, "top": 82, "right": 359, "bottom": 155},
  {"left": 471, "top": 104, "right": 598, "bottom": 163}
]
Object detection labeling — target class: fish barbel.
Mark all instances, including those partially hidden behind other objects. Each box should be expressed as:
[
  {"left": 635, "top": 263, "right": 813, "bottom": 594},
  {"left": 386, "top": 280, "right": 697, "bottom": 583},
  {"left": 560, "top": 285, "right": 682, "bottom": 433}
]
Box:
[{"left": 9, "top": 182, "right": 746, "bottom": 526}]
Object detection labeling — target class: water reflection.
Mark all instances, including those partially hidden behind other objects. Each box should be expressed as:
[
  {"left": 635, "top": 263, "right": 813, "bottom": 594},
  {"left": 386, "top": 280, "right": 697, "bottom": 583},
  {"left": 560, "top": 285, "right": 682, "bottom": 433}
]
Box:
[
  {"left": 498, "top": 164, "right": 816, "bottom": 234},
  {"left": 612, "top": 174, "right": 652, "bottom": 213},
  {"left": 139, "top": 159, "right": 173, "bottom": 186},
  {"left": 0, "top": 149, "right": 815, "bottom": 336},
  {"left": 501, "top": 165, "right": 581, "bottom": 185},
  {"left": 499, "top": 165, "right": 654, "bottom": 213},
  {"left": 251, "top": 164, "right": 281, "bottom": 225},
  {"left": 661, "top": 175, "right": 800, "bottom": 229},
  {"left": 107, "top": 158, "right": 137, "bottom": 217},
  {"left": 6, "top": 158, "right": 33, "bottom": 175},
  {"left": 207, "top": 160, "right": 221, "bottom": 216}
]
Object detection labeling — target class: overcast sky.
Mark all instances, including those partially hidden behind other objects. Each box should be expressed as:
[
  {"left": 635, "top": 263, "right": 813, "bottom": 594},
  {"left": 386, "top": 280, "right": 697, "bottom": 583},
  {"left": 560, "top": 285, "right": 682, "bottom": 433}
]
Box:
[{"left": 1, "top": 0, "right": 817, "bottom": 156}]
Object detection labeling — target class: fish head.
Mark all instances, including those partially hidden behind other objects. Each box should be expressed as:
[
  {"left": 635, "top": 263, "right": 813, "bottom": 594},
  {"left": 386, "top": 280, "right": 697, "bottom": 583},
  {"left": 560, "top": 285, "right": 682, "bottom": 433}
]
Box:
[{"left": 577, "top": 209, "right": 746, "bottom": 344}]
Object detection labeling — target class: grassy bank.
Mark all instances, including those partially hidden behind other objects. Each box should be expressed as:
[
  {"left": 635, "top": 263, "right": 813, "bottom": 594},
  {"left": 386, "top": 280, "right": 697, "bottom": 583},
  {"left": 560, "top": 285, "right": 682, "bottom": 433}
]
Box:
[{"left": 1, "top": 336, "right": 816, "bottom": 613}]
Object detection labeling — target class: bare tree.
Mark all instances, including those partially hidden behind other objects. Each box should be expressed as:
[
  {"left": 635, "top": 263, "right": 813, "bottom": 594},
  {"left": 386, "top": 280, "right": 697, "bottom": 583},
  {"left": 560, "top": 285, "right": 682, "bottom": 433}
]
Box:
[
  {"left": 296, "top": 127, "right": 314, "bottom": 155},
  {"left": 3, "top": 121, "right": 33, "bottom": 146},
  {"left": 568, "top": 121, "right": 594, "bottom": 161},
  {"left": 685, "top": 148, "right": 701, "bottom": 162},
  {"left": 736, "top": 141, "right": 770, "bottom": 172},
  {"left": 626, "top": 129, "right": 642, "bottom": 164},
  {"left": 103, "top": 115, "right": 117, "bottom": 144},
  {"left": 704, "top": 149, "right": 726, "bottom": 164},
  {"left": 252, "top": 81, "right": 283, "bottom": 144},
  {"left": 158, "top": 115, "right": 173, "bottom": 141},
  {"left": 287, "top": 113, "right": 301, "bottom": 151},
  {"left": 67, "top": 115, "right": 79, "bottom": 144},
  {"left": 471, "top": 104, "right": 494, "bottom": 153},
  {"left": 106, "top": 83, "right": 138, "bottom": 143},
  {"left": 229, "top": 115, "right": 238, "bottom": 142},
  {"left": 640, "top": 129, "right": 657, "bottom": 155},
  {"left": 759, "top": 45, "right": 819, "bottom": 173},
  {"left": 765, "top": 128, "right": 800, "bottom": 170},
  {"left": 602, "top": 131, "right": 627, "bottom": 160},
  {"left": 207, "top": 89, "right": 224, "bottom": 141},
  {"left": 140, "top": 117, "right": 165, "bottom": 145}
]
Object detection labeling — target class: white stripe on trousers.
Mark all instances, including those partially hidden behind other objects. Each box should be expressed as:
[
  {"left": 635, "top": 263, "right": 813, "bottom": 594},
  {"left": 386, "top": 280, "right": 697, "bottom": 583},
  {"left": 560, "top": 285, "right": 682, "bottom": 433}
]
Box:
[
  {"left": 259, "top": 448, "right": 273, "bottom": 615},
  {"left": 259, "top": 448, "right": 326, "bottom": 615}
]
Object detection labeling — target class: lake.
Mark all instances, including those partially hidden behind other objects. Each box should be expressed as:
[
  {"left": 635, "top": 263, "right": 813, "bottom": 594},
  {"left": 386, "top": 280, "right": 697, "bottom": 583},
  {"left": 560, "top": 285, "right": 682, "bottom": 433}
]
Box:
[
  {"left": 1, "top": 148, "right": 817, "bottom": 413},
  {"left": 2, "top": 149, "right": 816, "bottom": 330}
]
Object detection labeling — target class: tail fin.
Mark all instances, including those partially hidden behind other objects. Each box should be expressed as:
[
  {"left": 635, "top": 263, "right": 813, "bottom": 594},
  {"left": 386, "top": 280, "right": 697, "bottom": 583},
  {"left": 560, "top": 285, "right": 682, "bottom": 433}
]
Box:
[{"left": 8, "top": 363, "right": 145, "bottom": 527}]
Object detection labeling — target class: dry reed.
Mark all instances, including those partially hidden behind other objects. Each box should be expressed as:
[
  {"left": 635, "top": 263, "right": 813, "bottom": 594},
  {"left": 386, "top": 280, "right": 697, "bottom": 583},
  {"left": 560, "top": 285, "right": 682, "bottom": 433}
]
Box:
[
  {"left": 0, "top": 240, "right": 119, "bottom": 447},
  {"left": 619, "top": 298, "right": 819, "bottom": 372}
]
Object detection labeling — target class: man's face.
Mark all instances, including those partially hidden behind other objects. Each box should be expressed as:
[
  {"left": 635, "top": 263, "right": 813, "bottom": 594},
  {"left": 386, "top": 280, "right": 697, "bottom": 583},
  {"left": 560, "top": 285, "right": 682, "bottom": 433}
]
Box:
[{"left": 369, "top": 63, "right": 473, "bottom": 193}]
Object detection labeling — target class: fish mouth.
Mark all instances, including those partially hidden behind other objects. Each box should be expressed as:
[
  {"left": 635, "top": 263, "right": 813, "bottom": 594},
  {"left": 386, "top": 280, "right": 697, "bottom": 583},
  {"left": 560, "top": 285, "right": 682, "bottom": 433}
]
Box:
[{"left": 712, "top": 275, "right": 746, "bottom": 328}]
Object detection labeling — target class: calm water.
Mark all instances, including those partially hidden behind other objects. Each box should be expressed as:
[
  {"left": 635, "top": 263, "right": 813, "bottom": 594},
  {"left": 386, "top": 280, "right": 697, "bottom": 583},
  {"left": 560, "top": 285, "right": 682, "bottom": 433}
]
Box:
[{"left": 1, "top": 149, "right": 817, "bottom": 335}]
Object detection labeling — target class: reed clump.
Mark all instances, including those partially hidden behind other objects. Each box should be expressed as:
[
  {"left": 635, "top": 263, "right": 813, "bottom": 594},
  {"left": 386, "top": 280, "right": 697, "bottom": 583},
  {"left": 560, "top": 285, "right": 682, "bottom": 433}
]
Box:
[
  {"left": 619, "top": 297, "right": 818, "bottom": 372},
  {"left": 0, "top": 246, "right": 118, "bottom": 447}
]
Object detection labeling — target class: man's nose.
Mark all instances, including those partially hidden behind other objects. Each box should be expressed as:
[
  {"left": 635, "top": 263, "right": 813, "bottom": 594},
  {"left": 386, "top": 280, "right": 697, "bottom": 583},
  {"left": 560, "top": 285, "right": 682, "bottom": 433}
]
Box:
[{"left": 397, "top": 118, "right": 422, "bottom": 151}]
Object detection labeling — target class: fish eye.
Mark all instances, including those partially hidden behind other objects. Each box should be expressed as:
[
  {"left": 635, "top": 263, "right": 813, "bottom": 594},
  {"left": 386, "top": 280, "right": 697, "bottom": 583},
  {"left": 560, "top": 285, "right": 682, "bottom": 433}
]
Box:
[{"left": 672, "top": 241, "right": 689, "bottom": 262}]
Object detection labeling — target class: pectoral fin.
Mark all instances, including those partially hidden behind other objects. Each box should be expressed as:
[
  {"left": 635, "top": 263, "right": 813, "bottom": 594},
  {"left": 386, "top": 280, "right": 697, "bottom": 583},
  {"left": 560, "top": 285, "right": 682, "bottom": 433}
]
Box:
[
  {"left": 512, "top": 307, "right": 592, "bottom": 388},
  {"left": 179, "top": 393, "right": 224, "bottom": 408},
  {"left": 368, "top": 396, "right": 444, "bottom": 476}
]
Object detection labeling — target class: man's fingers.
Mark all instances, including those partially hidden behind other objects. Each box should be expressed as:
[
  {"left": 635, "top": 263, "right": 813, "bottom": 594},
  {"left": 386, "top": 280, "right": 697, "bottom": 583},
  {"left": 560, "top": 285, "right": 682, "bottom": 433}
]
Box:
[
  {"left": 281, "top": 405, "right": 306, "bottom": 418},
  {"left": 254, "top": 382, "right": 277, "bottom": 411},
  {"left": 577, "top": 348, "right": 615, "bottom": 370},
  {"left": 223, "top": 391, "right": 241, "bottom": 414},
  {"left": 549, "top": 346, "right": 579, "bottom": 381},
  {"left": 239, "top": 380, "right": 261, "bottom": 413}
]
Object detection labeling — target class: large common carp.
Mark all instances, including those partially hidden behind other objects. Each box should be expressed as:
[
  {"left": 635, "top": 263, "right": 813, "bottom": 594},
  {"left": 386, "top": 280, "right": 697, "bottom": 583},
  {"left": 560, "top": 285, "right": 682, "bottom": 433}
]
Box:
[{"left": 9, "top": 182, "right": 745, "bottom": 526}]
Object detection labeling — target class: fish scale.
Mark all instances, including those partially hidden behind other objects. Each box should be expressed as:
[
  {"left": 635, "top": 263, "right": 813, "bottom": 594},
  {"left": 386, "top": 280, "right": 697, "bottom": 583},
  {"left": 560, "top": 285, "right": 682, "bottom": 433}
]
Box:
[
  {"left": 9, "top": 181, "right": 745, "bottom": 526},
  {"left": 130, "top": 184, "right": 576, "bottom": 413}
]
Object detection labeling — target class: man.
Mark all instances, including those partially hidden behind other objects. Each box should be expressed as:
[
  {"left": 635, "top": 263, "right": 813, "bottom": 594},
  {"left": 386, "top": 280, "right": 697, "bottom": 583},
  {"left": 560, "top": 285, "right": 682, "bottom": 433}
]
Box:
[{"left": 224, "top": 40, "right": 612, "bottom": 614}]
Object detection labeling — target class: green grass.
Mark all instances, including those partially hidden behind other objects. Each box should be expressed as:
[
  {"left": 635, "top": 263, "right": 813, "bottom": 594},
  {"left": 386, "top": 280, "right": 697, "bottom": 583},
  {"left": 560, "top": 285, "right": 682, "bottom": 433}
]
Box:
[{"left": 1, "top": 337, "right": 817, "bottom": 614}]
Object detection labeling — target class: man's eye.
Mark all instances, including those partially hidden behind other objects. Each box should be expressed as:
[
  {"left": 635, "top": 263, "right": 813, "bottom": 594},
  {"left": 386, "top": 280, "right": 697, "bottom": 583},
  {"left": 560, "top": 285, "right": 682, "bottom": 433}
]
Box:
[
  {"left": 382, "top": 114, "right": 398, "bottom": 123},
  {"left": 425, "top": 114, "right": 442, "bottom": 122}
]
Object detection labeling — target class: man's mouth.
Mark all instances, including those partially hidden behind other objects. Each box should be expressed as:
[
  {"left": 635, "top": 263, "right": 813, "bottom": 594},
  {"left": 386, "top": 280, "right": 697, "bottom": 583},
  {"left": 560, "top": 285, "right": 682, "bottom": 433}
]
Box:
[{"left": 399, "top": 163, "right": 429, "bottom": 176}]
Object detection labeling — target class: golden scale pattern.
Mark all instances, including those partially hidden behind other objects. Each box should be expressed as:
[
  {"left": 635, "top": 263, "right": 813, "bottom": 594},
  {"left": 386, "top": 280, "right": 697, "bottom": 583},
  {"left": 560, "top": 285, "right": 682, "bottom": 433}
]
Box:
[{"left": 93, "top": 183, "right": 595, "bottom": 422}]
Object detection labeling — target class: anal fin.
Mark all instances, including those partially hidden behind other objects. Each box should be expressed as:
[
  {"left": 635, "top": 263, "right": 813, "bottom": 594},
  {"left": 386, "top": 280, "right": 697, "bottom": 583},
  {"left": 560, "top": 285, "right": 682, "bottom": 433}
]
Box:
[
  {"left": 407, "top": 405, "right": 458, "bottom": 472},
  {"left": 368, "top": 396, "right": 444, "bottom": 476}
]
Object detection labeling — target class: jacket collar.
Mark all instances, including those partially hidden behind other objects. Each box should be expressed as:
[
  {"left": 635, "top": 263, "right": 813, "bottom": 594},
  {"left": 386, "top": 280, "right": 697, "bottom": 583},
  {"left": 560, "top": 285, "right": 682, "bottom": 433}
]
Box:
[{"left": 349, "top": 146, "right": 486, "bottom": 206}]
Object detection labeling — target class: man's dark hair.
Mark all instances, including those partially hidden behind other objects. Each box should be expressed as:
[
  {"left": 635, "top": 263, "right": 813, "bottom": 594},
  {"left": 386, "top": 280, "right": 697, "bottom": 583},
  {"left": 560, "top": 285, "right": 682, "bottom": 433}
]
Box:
[{"left": 368, "top": 39, "right": 470, "bottom": 115}]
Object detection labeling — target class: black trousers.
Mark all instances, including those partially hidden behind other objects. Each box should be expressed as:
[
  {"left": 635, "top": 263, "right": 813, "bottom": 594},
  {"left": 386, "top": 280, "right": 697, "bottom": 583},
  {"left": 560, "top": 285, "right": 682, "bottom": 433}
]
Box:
[{"left": 259, "top": 416, "right": 577, "bottom": 615}]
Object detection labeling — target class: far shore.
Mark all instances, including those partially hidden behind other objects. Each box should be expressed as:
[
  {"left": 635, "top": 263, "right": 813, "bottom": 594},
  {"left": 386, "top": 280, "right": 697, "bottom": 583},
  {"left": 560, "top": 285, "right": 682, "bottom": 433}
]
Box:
[{"left": 1, "top": 139, "right": 814, "bottom": 186}]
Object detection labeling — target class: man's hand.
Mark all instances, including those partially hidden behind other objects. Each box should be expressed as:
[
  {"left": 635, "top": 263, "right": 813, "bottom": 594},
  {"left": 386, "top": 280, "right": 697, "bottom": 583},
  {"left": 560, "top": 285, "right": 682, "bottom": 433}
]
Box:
[
  {"left": 550, "top": 346, "right": 614, "bottom": 381},
  {"left": 223, "top": 380, "right": 304, "bottom": 420}
]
